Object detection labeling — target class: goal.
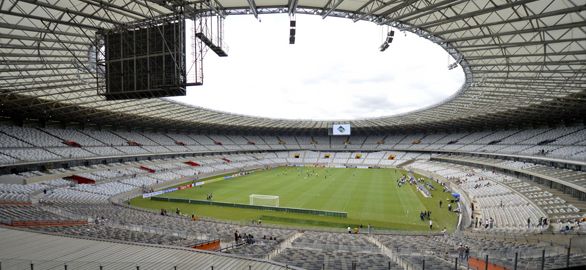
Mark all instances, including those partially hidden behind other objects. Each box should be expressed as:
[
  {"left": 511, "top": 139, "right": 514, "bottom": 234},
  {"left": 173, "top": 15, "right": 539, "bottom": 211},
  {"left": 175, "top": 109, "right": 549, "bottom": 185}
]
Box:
[{"left": 249, "top": 194, "right": 279, "bottom": 207}]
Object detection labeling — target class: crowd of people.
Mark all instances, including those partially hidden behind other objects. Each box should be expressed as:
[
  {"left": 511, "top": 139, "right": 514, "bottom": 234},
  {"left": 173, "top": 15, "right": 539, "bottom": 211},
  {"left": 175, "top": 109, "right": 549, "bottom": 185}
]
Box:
[
  {"left": 420, "top": 210, "right": 432, "bottom": 221},
  {"left": 558, "top": 218, "right": 585, "bottom": 233},
  {"left": 346, "top": 224, "right": 372, "bottom": 234},
  {"left": 233, "top": 230, "right": 279, "bottom": 245},
  {"left": 234, "top": 230, "right": 256, "bottom": 244}
]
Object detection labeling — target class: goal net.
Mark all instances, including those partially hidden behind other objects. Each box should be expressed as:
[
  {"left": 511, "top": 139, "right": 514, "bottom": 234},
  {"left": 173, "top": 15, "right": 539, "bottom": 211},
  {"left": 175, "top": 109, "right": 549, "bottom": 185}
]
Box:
[{"left": 249, "top": 194, "right": 279, "bottom": 207}]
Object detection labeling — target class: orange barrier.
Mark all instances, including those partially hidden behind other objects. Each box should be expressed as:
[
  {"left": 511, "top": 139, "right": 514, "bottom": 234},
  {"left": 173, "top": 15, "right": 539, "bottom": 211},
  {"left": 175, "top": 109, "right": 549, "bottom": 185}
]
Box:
[
  {"left": 62, "top": 140, "right": 81, "bottom": 147},
  {"left": 193, "top": 240, "right": 220, "bottom": 251},
  {"left": 139, "top": 165, "right": 156, "bottom": 173},
  {"left": 68, "top": 175, "right": 95, "bottom": 184},
  {"left": 127, "top": 140, "right": 142, "bottom": 146},
  {"left": 184, "top": 161, "right": 201, "bottom": 167},
  {"left": 467, "top": 256, "right": 508, "bottom": 270}
]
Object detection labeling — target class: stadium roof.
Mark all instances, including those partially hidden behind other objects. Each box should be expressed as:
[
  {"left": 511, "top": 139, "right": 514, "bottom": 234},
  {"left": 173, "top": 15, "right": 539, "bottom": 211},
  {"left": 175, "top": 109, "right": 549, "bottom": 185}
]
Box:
[{"left": 1, "top": 0, "right": 585, "bottom": 133}]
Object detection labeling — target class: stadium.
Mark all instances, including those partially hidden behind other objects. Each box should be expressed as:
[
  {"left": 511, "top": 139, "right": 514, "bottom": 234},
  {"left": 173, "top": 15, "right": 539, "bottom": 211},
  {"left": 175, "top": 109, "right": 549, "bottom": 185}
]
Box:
[{"left": 0, "top": 0, "right": 585, "bottom": 269}]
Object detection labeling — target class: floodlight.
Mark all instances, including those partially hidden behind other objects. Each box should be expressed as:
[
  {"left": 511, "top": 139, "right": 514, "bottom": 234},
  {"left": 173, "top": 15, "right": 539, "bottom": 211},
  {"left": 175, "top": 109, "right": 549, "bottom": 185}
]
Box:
[
  {"left": 379, "top": 42, "right": 389, "bottom": 52},
  {"left": 448, "top": 56, "right": 463, "bottom": 70},
  {"left": 386, "top": 30, "right": 395, "bottom": 43},
  {"left": 289, "top": 19, "right": 296, "bottom": 44},
  {"left": 379, "top": 30, "right": 395, "bottom": 52}
]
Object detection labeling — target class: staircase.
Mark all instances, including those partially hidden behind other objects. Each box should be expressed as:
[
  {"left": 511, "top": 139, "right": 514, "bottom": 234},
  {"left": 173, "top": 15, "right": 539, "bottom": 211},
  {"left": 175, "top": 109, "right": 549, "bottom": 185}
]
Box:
[
  {"left": 366, "top": 235, "right": 409, "bottom": 269},
  {"left": 268, "top": 231, "right": 303, "bottom": 260}
]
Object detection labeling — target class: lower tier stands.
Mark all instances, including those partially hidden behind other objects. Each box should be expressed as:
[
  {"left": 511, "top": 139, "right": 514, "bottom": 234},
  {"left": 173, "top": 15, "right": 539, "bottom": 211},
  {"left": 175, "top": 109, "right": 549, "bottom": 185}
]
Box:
[
  {"left": 37, "top": 224, "right": 202, "bottom": 247},
  {"left": 272, "top": 248, "right": 397, "bottom": 270},
  {"left": 0, "top": 151, "right": 584, "bottom": 269},
  {"left": 407, "top": 160, "right": 583, "bottom": 232},
  {"left": 434, "top": 154, "right": 586, "bottom": 196},
  {"left": 0, "top": 227, "right": 290, "bottom": 270}
]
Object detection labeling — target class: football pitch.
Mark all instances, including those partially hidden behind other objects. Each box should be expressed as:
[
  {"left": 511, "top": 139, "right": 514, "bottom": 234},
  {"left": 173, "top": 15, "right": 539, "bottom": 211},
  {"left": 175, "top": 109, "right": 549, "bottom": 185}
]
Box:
[{"left": 130, "top": 167, "right": 459, "bottom": 231}]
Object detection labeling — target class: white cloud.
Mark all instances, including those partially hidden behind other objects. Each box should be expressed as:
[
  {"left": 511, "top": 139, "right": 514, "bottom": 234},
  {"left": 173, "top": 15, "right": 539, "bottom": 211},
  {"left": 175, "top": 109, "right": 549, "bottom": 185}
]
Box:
[{"left": 170, "top": 14, "right": 465, "bottom": 120}]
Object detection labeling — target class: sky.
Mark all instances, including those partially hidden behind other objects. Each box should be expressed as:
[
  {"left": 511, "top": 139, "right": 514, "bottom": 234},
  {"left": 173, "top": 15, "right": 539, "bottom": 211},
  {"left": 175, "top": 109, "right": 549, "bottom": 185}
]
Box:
[{"left": 170, "top": 14, "right": 465, "bottom": 120}]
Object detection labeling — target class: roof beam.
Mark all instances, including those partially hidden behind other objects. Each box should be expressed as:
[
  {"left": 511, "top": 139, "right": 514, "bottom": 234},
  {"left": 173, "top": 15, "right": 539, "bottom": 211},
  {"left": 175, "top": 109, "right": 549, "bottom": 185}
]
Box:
[
  {"left": 458, "top": 37, "right": 586, "bottom": 51},
  {"left": 444, "top": 21, "right": 586, "bottom": 43},
  {"left": 353, "top": 0, "right": 397, "bottom": 22},
  {"left": 434, "top": 5, "right": 586, "bottom": 36},
  {"left": 0, "top": 10, "right": 100, "bottom": 30},
  {"left": 245, "top": 0, "right": 258, "bottom": 19},
  {"left": 379, "top": 0, "right": 467, "bottom": 25},
  {"left": 322, "top": 0, "right": 345, "bottom": 19},
  {"left": 417, "top": 0, "right": 538, "bottom": 30},
  {"left": 288, "top": 0, "right": 298, "bottom": 16},
  {"left": 18, "top": 0, "right": 123, "bottom": 27}
]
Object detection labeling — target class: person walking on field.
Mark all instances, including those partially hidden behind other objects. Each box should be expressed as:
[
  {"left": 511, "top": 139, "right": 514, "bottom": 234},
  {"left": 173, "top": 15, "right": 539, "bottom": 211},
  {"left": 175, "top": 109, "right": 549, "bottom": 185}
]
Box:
[{"left": 429, "top": 220, "right": 433, "bottom": 230}]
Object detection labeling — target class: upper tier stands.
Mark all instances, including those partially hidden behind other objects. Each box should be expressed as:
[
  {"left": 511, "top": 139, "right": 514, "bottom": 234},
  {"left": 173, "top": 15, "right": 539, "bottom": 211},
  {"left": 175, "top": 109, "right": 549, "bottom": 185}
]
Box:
[{"left": 0, "top": 125, "right": 584, "bottom": 168}]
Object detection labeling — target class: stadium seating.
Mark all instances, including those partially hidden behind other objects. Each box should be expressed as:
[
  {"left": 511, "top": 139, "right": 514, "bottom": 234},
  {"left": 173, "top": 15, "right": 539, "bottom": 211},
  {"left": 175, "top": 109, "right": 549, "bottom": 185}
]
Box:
[
  {"left": 273, "top": 248, "right": 396, "bottom": 270},
  {"left": 0, "top": 126, "right": 63, "bottom": 147},
  {"left": 42, "top": 128, "right": 105, "bottom": 146},
  {"left": 407, "top": 160, "right": 582, "bottom": 228},
  {"left": 0, "top": 205, "right": 76, "bottom": 223},
  {"left": 1, "top": 124, "right": 585, "bottom": 270},
  {"left": 37, "top": 224, "right": 198, "bottom": 246},
  {"left": 1, "top": 125, "right": 583, "bottom": 166}
]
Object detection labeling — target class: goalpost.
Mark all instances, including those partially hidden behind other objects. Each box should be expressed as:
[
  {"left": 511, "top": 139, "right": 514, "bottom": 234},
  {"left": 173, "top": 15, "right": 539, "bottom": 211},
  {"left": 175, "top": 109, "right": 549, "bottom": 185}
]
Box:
[{"left": 249, "top": 194, "right": 279, "bottom": 207}]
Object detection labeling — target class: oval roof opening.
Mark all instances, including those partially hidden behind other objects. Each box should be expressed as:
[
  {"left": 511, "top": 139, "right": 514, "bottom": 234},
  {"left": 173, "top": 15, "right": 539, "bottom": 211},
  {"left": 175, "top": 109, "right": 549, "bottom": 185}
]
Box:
[{"left": 171, "top": 14, "right": 465, "bottom": 121}]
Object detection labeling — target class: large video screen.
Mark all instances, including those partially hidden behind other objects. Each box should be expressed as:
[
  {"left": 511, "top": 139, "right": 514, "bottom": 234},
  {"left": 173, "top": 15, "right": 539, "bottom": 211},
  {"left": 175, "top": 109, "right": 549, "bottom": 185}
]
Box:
[{"left": 332, "top": 124, "right": 351, "bottom": 136}]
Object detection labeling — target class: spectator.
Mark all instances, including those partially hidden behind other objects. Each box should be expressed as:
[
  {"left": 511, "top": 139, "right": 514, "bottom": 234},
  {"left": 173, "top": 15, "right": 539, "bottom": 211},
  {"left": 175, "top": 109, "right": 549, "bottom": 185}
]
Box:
[{"left": 457, "top": 244, "right": 465, "bottom": 260}]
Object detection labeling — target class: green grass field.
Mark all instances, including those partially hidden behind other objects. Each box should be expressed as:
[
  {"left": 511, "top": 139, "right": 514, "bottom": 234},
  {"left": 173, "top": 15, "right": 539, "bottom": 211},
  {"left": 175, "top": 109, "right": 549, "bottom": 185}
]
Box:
[{"left": 130, "top": 167, "right": 459, "bottom": 231}]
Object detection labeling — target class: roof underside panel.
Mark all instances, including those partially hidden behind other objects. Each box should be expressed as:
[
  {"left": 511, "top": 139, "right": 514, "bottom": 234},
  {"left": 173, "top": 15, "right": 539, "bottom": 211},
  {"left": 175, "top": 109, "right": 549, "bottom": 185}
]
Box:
[{"left": 0, "top": 0, "right": 585, "bottom": 133}]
